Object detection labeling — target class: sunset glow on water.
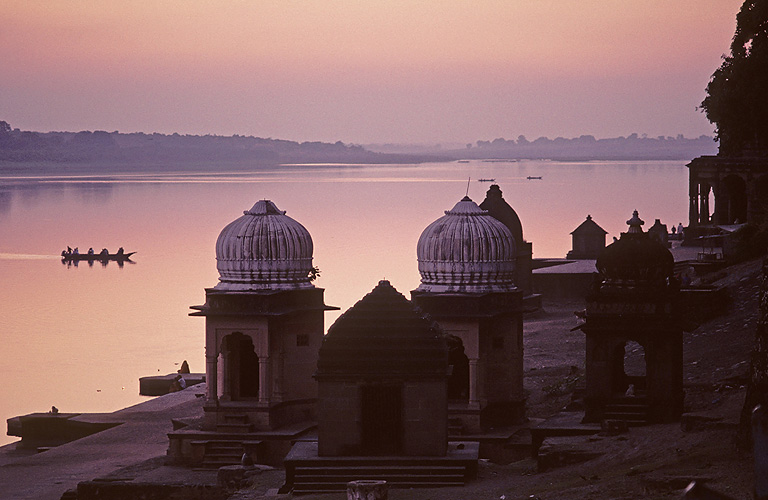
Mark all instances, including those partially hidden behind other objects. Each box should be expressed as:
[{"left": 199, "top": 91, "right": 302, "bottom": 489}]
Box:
[{"left": 0, "top": 160, "right": 689, "bottom": 445}]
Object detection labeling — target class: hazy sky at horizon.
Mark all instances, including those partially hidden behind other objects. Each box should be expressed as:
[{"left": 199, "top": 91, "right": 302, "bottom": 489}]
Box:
[{"left": 1, "top": 1, "right": 743, "bottom": 144}]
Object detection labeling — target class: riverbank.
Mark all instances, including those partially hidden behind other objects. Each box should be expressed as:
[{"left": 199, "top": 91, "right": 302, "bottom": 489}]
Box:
[{"left": 1, "top": 258, "right": 759, "bottom": 499}]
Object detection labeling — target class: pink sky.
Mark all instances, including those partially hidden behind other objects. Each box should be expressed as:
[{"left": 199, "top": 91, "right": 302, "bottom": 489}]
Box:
[{"left": 1, "top": 1, "right": 743, "bottom": 144}]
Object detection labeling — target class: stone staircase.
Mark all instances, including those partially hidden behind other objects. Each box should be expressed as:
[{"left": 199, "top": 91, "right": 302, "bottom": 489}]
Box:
[
  {"left": 201, "top": 440, "right": 246, "bottom": 468},
  {"left": 196, "top": 414, "right": 259, "bottom": 468},
  {"left": 288, "top": 462, "right": 471, "bottom": 494},
  {"left": 602, "top": 395, "right": 649, "bottom": 426},
  {"left": 216, "top": 413, "right": 254, "bottom": 433},
  {"left": 448, "top": 417, "right": 464, "bottom": 436},
  {"left": 283, "top": 441, "right": 478, "bottom": 494}
]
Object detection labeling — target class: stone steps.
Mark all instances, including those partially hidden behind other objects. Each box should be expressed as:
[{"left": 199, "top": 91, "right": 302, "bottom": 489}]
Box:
[
  {"left": 216, "top": 413, "right": 254, "bottom": 433},
  {"left": 603, "top": 396, "right": 649, "bottom": 426},
  {"left": 448, "top": 417, "right": 464, "bottom": 436},
  {"left": 291, "top": 464, "right": 468, "bottom": 493},
  {"left": 201, "top": 440, "right": 244, "bottom": 468}
]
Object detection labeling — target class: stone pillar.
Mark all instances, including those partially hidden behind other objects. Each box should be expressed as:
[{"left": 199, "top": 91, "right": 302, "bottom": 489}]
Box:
[
  {"left": 221, "top": 348, "right": 232, "bottom": 401},
  {"left": 206, "top": 354, "right": 218, "bottom": 401},
  {"left": 700, "top": 183, "right": 711, "bottom": 224},
  {"left": 753, "top": 405, "right": 768, "bottom": 500},
  {"left": 712, "top": 179, "right": 723, "bottom": 224},
  {"left": 347, "top": 480, "right": 388, "bottom": 500},
  {"left": 273, "top": 351, "right": 285, "bottom": 403},
  {"left": 689, "top": 177, "right": 699, "bottom": 229},
  {"left": 747, "top": 180, "right": 759, "bottom": 224},
  {"left": 468, "top": 358, "right": 480, "bottom": 408},
  {"left": 258, "top": 356, "right": 270, "bottom": 403}
]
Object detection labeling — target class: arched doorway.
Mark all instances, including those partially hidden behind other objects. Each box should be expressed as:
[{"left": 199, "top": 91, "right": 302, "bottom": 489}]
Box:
[
  {"left": 446, "top": 334, "right": 469, "bottom": 401},
  {"left": 610, "top": 340, "right": 647, "bottom": 395},
  {"left": 220, "top": 332, "right": 259, "bottom": 400},
  {"left": 716, "top": 175, "right": 748, "bottom": 224},
  {"left": 361, "top": 384, "right": 402, "bottom": 455},
  {"left": 754, "top": 175, "right": 768, "bottom": 223}
]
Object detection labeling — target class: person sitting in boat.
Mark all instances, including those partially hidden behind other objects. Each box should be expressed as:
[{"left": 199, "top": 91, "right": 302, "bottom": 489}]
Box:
[
  {"left": 87, "top": 247, "right": 94, "bottom": 255},
  {"left": 73, "top": 247, "right": 79, "bottom": 255},
  {"left": 116, "top": 247, "right": 124, "bottom": 256},
  {"left": 99, "top": 248, "right": 109, "bottom": 257}
]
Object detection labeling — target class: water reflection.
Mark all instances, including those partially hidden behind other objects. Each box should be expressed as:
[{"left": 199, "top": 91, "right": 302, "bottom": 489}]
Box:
[{"left": 0, "top": 160, "right": 690, "bottom": 447}]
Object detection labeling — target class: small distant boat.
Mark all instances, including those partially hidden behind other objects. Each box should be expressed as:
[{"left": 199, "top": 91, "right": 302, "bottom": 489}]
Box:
[
  {"left": 477, "top": 178, "right": 496, "bottom": 182},
  {"left": 527, "top": 176, "right": 542, "bottom": 180},
  {"left": 457, "top": 160, "right": 470, "bottom": 163},
  {"left": 61, "top": 251, "right": 135, "bottom": 262}
]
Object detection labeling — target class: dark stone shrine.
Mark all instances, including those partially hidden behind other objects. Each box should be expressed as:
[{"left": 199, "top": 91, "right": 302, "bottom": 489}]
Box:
[
  {"left": 582, "top": 211, "right": 683, "bottom": 424},
  {"left": 315, "top": 280, "right": 449, "bottom": 457},
  {"left": 567, "top": 215, "right": 608, "bottom": 260},
  {"left": 283, "top": 281, "right": 477, "bottom": 493},
  {"left": 687, "top": 155, "right": 768, "bottom": 235}
]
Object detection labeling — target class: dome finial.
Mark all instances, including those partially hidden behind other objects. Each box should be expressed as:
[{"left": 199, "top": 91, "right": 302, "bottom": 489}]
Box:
[{"left": 626, "top": 210, "right": 644, "bottom": 233}]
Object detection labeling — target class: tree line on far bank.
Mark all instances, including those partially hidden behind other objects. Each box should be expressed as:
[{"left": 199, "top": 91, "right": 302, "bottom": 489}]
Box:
[
  {"left": 0, "top": 119, "right": 719, "bottom": 165},
  {"left": 0, "top": 121, "right": 433, "bottom": 165}
]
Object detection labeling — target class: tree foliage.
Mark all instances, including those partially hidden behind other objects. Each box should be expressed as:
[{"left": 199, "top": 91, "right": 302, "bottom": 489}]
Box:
[{"left": 701, "top": 0, "right": 768, "bottom": 155}]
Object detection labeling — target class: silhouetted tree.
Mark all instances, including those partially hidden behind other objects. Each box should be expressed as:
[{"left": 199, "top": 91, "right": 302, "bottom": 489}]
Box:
[
  {"left": 0, "top": 120, "right": 11, "bottom": 146},
  {"left": 701, "top": 0, "right": 768, "bottom": 155}
]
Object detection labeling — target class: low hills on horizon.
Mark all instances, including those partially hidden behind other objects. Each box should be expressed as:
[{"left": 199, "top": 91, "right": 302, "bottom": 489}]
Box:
[{"left": 0, "top": 120, "right": 718, "bottom": 166}]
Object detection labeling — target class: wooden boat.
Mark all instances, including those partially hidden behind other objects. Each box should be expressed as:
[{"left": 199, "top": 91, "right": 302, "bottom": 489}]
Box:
[
  {"left": 527, "top": 176, "right": 542, "bottom": 180},
  {"left": 61, "top": 251, "right": 135, "bottom": 262},
  {"left": 477, "top": 178, "right": 496, "bottom": 182}
]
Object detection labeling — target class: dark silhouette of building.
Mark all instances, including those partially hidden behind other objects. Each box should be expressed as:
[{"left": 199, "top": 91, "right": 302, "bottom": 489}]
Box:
[
  {"left": 315, "top": 280, "right": 449, "bottom": 457},
  {"left": 479, "top": 185, "right": 534, "bottom": 298},
  {"left": 566, "top": 214, "right": 607, "bottom": 259},
  {"left": 283, "top": 281, "right": 478, "bottom": 493},
  {"left": 687, "top": 155, "right": 768, "bottom": 233},
  {"left": 581, "top": 211, "right": 683, "bottom": 424},
  {"left": 647, "top": 218, "right": 670, "bottom": 248}
]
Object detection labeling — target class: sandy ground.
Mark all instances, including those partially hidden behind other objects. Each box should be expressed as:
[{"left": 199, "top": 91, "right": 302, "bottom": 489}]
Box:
[{"left": 231, "top": 258, "right": 762, "bottom": 500}]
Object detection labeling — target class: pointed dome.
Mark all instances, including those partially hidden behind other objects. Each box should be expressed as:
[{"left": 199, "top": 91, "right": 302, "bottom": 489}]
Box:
[
  {"left": 480, "top": 184, "right": 524, "bottom": 244},
  {"left": 317, "top": 280, "right": 448, "bottom": 376},
  {"left": 596, "top": 210, "right": 674, "bottom": 287},
  {"left": 416, "top": 196, "right": 517, "bottom": 293},
  {"left": 214, "top": 200, "right": 314, "bottom": 290}
]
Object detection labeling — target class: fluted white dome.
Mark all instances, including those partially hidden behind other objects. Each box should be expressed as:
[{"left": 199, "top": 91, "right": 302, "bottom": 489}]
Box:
[
  {"left": 416, "top": 196, "right": 517, "bottom": 293},
  {"left": 215, "top": 200, "right": 314, "bottom": 290}
]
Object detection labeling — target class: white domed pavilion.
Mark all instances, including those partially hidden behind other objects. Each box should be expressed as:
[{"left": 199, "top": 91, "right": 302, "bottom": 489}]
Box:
[
  {"left": 411, "top": 195, "right": 525, "bottom": 432},
  {"left": 182, "top": 199, "right": 335, "bottom": 467}
]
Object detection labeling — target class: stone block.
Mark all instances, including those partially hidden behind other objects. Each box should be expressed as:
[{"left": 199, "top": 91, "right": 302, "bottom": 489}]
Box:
[{"left": 347, "top": 480, "right": 388, "bottom": 500}]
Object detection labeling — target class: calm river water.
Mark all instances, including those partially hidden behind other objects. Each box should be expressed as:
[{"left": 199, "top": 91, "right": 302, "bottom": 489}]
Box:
[{"left": 0, "top": 159, "right": 688, "bottom": 445}]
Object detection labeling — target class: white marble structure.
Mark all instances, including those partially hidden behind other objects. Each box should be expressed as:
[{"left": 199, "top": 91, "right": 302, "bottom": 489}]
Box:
[
  {"left": 191, "top": 200, "right": 334, "bottom": 433},
  {"left": 411, "top": 195, "right": 525, "bottom": 432}
]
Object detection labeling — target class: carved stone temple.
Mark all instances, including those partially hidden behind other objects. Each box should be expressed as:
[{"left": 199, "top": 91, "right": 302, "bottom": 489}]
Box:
[
  {"left": 170, "top": 200, "right": 336, "bottom": 466},
  {"left": 411, "top": 194, "right": 525, "bottom": 432},
  {"left": 567, "top": 214, "right": 607, "bottom": 259},
  {"left": 581, "top": 211, "right": 684, "bottom": 424},
  {"left": 479, "top": 184, "right": 535, "bottom": 303},
  {"left": 283, "top": 280, "right": 478, "bottom": 493},
  {"left": 687, "top": 155, "right": 768, "bottom": 236}
]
